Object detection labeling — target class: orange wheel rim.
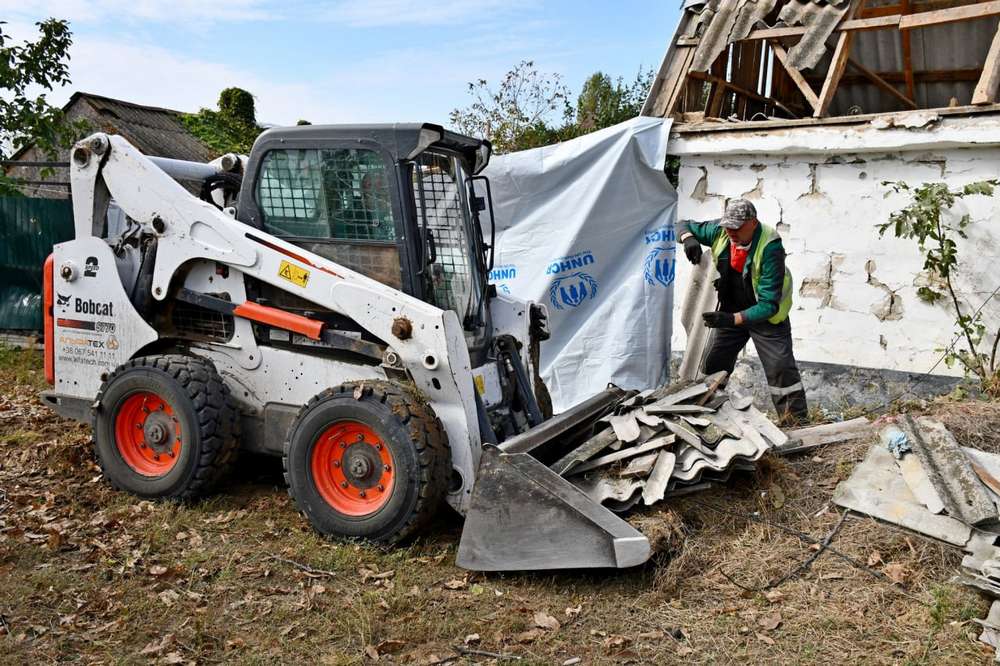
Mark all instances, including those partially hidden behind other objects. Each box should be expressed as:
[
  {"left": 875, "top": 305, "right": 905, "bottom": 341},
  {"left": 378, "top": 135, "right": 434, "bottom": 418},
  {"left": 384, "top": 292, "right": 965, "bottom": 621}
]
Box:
[
  {"left": 113, "top": 391, "right": 182, "bottom": 477},
  {"left": 311, "top": 421, "right": 394, "bottom": 517}
]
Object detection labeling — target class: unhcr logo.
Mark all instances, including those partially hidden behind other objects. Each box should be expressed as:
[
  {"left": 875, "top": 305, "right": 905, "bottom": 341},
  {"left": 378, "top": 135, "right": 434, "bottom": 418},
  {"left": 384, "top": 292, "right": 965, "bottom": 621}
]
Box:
[
  {"left": 546, "top": 251, "right": 598, "bottom": 310},
  {"left": 643, "top": 226, "right": 677, "bottom": 288},
  {"left": 545, "top": 251, "right": 595, "bottom": 276},
  {"left": 489, "top": 264, "right": 517, "bottom": 296},
  {"left": 549, "top": 272, "right": 599, "bottom": 311}
]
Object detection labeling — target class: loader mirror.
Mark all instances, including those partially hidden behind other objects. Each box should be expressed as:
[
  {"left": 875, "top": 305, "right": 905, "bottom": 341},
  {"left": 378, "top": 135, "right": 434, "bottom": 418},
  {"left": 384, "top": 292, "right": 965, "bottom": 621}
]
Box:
[{"left": 467, "top": 176, "right": 495, "bottom": 274}]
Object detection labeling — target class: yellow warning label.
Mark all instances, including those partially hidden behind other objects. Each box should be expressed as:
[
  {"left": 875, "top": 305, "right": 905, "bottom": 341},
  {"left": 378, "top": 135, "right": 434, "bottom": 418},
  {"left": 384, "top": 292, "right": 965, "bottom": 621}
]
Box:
[
  {"left": 473, "top": 375, "right": 486, "bottom": 396},
  {"left": 278, "top": 260, "right": 310, "bottom": 287}
]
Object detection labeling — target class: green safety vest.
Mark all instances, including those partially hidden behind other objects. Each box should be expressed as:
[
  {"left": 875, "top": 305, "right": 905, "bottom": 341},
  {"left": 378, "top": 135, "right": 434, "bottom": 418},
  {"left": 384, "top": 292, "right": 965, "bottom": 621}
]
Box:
[{"left": 710, "top": 223, "right": 793, "bottom": 325}]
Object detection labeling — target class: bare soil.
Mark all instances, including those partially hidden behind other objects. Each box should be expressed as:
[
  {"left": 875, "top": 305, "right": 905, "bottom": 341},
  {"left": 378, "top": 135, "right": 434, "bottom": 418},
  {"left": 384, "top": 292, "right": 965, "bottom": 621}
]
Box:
[{"left": 0, "top": 347, "right": 996, "bottom": 665}]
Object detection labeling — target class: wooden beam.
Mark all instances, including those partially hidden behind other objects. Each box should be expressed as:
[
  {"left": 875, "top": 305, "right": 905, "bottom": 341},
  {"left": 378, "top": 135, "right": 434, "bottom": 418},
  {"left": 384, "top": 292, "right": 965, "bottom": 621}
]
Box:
[
  {"left": 900, "top": 0, "right": 917, "bottom": 100},
  {"left": 815, "top": 0, "right": 866, "bottom": 117},
  {"left": 689, "top": 71, "right": 799, "bottom": 118},
  {"left": 973, "top": 24, "right": 1000, "bottom": 104},
  {"left": 846, "top": 57, "right": 918, "bottom": 109},
  {"left": 806, "top": 68, "right": 982, "bottom": 85},
  {"left": 900, "top": 0, "right": 1000, "bottom": 29},
  {"left": 769, "top": 39, "right": 820, "bottom": 112}
]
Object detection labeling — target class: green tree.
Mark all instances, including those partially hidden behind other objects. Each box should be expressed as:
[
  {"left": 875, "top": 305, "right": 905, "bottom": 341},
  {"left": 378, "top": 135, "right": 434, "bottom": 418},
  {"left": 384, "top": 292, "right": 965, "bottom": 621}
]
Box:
[
  {"left": 449, "top": 62, "right": 654, "bottom": 154},
  {"left": 180, "top": 87, "right": 262, "bottom": 156},
  {"left": 575, "top": 69, "right": 653, "bottom": 132},
  {"left": 880, "top": 180, "right": 1000, "bottom": 394},
  {"left": 448, "top": 60, "right": 573, "bottom": 154},
  {"left": 0, "top": 19, "right": 87, "bottom": 195}
]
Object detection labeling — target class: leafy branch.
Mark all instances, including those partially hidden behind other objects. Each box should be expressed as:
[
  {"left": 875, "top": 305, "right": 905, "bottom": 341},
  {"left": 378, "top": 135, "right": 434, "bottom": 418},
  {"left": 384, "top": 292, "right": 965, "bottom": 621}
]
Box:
[{"left": 879, "top": 179, "right": 1000, "bottom": 392}]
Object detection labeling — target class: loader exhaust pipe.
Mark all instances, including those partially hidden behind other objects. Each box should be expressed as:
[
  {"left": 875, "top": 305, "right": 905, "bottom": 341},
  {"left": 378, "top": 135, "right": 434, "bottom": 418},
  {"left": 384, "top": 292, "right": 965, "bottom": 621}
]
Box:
[{"left": 457, "top": 386, "right": 652, "bottom": 572}]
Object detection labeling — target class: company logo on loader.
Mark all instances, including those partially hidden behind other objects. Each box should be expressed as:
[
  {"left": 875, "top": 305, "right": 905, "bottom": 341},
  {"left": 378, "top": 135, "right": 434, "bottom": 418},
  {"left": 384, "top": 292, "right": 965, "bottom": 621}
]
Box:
[
  {"left": 74, "top": 297, "right": 114, "bottom": 317},
  {"left": 56, "top": 293, "right": 71, "bottom": 307}
]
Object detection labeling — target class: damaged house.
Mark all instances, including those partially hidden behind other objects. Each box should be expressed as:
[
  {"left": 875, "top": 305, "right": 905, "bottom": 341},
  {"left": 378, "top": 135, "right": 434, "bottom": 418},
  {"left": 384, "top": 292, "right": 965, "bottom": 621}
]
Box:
[{"left": 645, "top": 0, "right": 1000, "bottom": 401}]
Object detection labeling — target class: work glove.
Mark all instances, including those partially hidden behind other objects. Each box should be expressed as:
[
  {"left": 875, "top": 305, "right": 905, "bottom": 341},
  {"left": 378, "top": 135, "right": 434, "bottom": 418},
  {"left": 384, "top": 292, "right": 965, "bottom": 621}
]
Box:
[
  {"left": 702, "top": 311, "right": 736, "bottom": 328},
  {"left": 682, "top": 235, "right": 703, "bottom": 265}
]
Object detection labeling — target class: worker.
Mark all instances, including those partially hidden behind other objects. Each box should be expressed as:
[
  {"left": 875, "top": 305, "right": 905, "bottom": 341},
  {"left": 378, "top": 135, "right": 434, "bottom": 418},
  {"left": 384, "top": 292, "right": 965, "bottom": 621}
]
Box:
[{"left": 679, "top": 199, "right": 808, "bottom": 425}]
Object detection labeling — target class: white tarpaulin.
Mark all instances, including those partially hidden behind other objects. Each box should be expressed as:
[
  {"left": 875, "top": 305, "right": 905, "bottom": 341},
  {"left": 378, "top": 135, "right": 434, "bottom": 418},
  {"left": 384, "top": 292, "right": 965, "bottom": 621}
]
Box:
[{"left": 483, "top": 117, "right": 677, "bottom": 412}]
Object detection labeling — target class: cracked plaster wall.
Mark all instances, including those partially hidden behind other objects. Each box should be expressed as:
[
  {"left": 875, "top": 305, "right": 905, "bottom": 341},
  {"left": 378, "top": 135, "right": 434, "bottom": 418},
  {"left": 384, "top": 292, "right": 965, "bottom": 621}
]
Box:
[{"left": 673, "top": 147, "right": 1000, "bottom": 377}]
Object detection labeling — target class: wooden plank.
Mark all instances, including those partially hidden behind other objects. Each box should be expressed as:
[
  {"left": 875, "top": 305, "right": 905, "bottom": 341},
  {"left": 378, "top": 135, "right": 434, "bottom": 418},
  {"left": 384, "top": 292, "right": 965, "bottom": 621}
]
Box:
[
  {"left": 689, "top": 71, "right": 798, "bottom": 118},
  {"left": 815, "top": 0, "right": 866, "bottom": 117},
  {"left": 900, "top": 0, "right": 917, "bottom": 100},
  {"left": 974, "top": 24, "right": 1000, "bottom": 104},
  {"left": 900, "top": 0, "right": 1000, "bottom": 29},
  {"left": 806, "top": 68, "right": 982, "bottom": 85},
  {"left": 676, "top": 14, "right": 901, "bottom": 45},
  {"left": 770, "top": 39, "right": 820, "bottom": 112},
  {"left": 847, "top": 57, "right": 918, "bottom": 109}
]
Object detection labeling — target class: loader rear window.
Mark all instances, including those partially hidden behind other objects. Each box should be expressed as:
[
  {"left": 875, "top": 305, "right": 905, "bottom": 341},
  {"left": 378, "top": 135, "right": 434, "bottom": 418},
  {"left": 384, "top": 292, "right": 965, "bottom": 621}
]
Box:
[{"left": 256, "top": 148, "right": 396, "bottom": 242}]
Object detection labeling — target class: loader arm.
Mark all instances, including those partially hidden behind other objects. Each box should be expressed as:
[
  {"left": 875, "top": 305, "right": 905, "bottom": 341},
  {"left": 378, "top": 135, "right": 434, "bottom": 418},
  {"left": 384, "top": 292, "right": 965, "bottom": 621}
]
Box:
[{"left": 66, "top": 134, "right": 483, "bottom": 506}]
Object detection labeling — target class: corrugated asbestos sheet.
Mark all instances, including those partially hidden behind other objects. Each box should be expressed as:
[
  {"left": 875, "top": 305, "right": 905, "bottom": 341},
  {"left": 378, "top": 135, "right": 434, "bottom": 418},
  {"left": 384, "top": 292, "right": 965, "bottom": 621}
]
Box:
[
  {"left": 778, "top": 0, "right": 851, "bottom": 70},
  {"left": 686, "top": 0, "right": 852, "bottom": 72},
  {"left": 81, "top": 94, "right": 214, "bottom": 163},
  {"left": 0, "top": 197, "right": 74, "bottom": 331}
]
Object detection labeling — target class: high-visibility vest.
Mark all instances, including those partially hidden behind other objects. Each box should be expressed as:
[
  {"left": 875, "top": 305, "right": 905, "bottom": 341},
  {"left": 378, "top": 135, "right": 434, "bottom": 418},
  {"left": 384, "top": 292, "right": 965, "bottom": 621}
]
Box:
[{"left": 711, "top": 223, "right": 793, "bottom": 325}]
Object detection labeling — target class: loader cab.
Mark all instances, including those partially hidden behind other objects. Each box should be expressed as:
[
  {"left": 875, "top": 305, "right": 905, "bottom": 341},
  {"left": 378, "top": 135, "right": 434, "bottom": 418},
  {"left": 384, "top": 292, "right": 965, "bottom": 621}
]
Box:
[{"left": 235, "top": 123, "right": 495, "bottom": 360}]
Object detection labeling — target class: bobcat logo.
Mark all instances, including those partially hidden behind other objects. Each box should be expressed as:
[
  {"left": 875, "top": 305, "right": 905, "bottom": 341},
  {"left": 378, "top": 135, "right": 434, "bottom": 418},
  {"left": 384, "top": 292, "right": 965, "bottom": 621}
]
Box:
[
  {"left": 549, "top": 272, "right": 598, "bottom": 311},
  {"left": 56, "top": 293, "right": 71, "bottom": 307},
  {"left": 643, "top": 246, "right": 676, "bottom": 288}
]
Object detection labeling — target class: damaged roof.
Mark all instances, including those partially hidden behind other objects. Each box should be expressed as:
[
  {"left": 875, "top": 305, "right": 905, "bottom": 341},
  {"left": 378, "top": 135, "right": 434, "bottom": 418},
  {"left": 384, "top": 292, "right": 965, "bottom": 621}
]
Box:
[{"left": 686, "top": 0, "right": 852, "bottom": 72}]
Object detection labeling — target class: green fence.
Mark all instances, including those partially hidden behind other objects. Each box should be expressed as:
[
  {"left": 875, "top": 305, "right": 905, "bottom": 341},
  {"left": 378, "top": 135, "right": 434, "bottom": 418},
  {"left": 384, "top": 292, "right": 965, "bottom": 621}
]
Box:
[{"left": 0, "top": 196, "right": 74, "bottom": 331}]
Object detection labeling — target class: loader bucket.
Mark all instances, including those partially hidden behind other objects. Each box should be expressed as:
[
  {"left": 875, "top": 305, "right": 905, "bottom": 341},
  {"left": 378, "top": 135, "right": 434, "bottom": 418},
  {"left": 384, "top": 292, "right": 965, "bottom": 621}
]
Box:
[{"left": 457, "top": 387, "right": 652, "bottom": 572}]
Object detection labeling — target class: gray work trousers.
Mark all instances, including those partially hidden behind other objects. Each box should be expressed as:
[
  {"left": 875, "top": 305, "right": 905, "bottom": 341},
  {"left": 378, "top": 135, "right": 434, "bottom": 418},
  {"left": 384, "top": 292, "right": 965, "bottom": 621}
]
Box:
[{"left": 702, "top": 318, "right": 809, "bottom": 424}]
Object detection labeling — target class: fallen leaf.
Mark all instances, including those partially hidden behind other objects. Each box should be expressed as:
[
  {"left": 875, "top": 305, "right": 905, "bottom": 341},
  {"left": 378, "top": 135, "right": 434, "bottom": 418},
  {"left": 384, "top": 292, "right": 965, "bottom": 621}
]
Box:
[
  {"left": 603, "top": 635, "right": 630, "bottom": 650},
  {"left": 764, "top": 590, "right": 784, "bottom": 603},
  {"left": 808, "top": 543, "right": 821, "bottom": 552},
  {"left": 149, "top": 565, "right": 169, "bottom": 577},
  {"left": 676, "top": 645, "right": 695, "bottom": 656},
  {"left": 157, "top": 590, "right": 180, "bottom": 606},
  {"left": 376, "top": 640, "right": 405, "bottom": 654},
  {"left": 758, "top": 612, "right": 782, "bottom": 631},
  {"left": 139, "top": 634, "right": 174, "bottom": 655},
  {"left": 533, "top": 611, "right": 560, "bottom": 632},
  {"left": 161, "top": 652, "right": 186, "bottom": 665},
  {"left": 770, "top": 485, "right": 786, "bottom": 509},
  {"left": 470, "top": 583, "right": 484, "bottom": 596},
  {"left": 884, "top": 563, "right": 910, "bottom": 585},
  {"left": 443, "top": 577, "right": 467, "bottom": 590},
  {"left": 565, "top": 605, "right": 582, "bottom": 617},
  {"left": 464, "top": 634, "right": 480, "bottom": 645},
  {"left": 638, "top": 630, "right": 665, "bottom": 641},
  {"left": 364, "top": 645, "right": 379, "bottom": 661},
  {"left": 562, "top": 659, "right": 582, "bottom": 666},
  {"left": 755, "top": 632, "right": 776, "bottom": 646},
  {"left": 516, "top": 628, "right": 544, "bottom": 644},
  {"left": 868, "top": 551, "right": 883, "bottom": 567}
]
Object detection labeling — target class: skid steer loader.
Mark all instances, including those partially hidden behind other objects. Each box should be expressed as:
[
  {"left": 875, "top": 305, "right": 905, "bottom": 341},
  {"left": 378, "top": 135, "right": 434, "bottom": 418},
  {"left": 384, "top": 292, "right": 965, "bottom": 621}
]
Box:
[{"left": 40, "top": 125, "right": 652, "bottom": 571}]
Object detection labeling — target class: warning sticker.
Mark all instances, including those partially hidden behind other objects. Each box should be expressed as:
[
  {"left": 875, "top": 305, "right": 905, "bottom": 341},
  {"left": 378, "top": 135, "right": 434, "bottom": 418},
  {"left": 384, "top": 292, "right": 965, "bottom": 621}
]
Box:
[
  {"left": 473, "top": 374, "right": 486, "bottom": 396},
  {"left": 278, "top": 260, "right": 310, "bottom": 287}
]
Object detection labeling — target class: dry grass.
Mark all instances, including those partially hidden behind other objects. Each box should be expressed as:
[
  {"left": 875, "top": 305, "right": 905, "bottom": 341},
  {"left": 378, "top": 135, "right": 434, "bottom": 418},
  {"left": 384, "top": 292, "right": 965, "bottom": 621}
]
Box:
[{"left": 0, "top": 346, "right": 996, "bottom": 664}]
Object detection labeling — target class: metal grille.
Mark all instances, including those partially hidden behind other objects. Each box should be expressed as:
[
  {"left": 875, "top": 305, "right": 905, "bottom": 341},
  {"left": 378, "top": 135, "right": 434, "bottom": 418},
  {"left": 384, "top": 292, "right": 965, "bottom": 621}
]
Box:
[
  {"left": 413, "top": 153, "right": 475, "bottom": 317},
  {"left": 171, "top": 302, "right": 234, "bottom": 342},
  {"left": 256, "top": 148, "right": 395, "bottom": 242}
]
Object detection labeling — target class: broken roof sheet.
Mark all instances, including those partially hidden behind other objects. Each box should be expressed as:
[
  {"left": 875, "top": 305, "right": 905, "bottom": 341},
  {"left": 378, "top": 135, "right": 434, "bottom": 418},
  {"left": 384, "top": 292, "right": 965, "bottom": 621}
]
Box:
[{"left": 686, "top": 0, "right": 851, "bottom": 72}]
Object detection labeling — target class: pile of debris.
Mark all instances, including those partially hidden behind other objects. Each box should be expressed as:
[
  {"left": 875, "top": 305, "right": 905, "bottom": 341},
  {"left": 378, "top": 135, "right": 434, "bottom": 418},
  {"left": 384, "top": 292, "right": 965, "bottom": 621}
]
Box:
[
  {"left": 551, "top": 372, "right": 790, "bottom": 511},
  {"left": 834, "top": 415, "right": 1000, "bottom": 660}
]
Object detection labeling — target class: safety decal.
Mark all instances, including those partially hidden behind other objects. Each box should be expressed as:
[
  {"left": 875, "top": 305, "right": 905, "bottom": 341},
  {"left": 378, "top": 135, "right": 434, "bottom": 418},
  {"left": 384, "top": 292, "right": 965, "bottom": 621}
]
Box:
[{"left": 278, "top": 260, "right": 310, "bottom": 287}]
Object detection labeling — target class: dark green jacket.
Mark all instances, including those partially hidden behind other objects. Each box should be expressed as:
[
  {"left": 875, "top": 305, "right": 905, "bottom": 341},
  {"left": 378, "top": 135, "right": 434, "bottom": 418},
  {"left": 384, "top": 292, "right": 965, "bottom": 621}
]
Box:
[{"left": 680, "top": 219, "right": 788, "bottom": 324}]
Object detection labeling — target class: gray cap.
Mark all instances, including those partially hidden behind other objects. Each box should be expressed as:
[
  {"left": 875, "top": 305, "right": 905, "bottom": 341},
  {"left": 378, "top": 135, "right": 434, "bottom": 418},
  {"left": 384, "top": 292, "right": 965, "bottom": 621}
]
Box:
[{"left": 719, "top": 199, "right": 757, "bottom": 229}]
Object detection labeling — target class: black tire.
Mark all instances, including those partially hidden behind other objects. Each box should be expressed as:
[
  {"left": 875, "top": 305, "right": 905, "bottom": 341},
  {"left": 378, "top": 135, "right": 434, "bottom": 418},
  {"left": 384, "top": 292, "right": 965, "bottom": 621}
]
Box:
[
  {"left": 284, "top": 380, "right": 450, "bottom": 544},
  {"left": 93, "top": 354, "right": 239, "bottom": 500}
]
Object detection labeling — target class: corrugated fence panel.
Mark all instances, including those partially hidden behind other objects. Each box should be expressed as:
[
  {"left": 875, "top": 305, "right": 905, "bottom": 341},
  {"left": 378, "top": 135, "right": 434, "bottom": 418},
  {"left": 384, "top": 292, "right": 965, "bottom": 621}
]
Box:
[{"left": 0, "top": 196, "right": 74, "bottom": 331}]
